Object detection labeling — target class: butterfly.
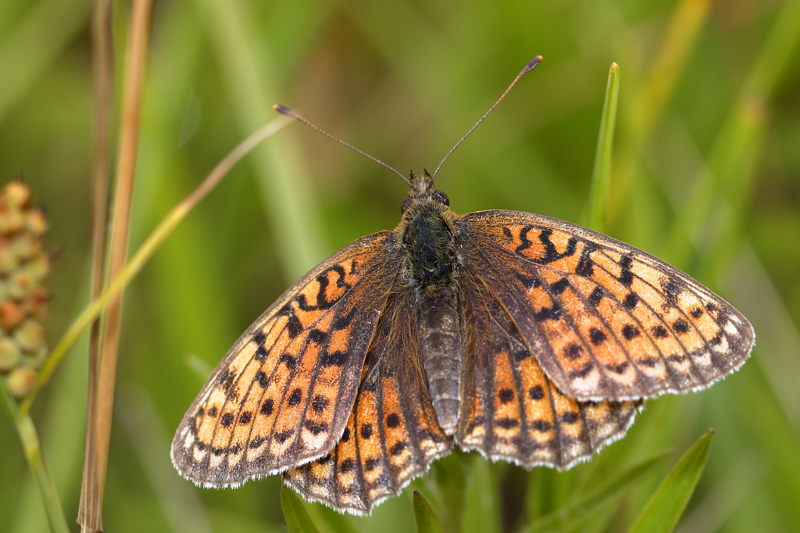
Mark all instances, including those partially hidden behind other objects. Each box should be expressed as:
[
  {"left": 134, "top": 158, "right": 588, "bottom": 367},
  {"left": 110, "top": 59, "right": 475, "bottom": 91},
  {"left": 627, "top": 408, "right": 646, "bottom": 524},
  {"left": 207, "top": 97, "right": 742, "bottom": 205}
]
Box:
[{"left": 171, "top": 57, "right": 754, "bottom": 515}]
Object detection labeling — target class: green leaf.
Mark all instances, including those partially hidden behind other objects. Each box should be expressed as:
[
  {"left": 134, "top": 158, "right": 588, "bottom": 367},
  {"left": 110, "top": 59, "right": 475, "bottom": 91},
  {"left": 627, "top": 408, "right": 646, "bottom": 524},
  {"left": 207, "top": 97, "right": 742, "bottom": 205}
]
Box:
[
  {"left": 429, "top": 451, "right": 469, "bottom": 532},
  {"left": 414, "top": 491, "right": 445, "bottom": 533},
  {"left": 281, "top": 484, "right": 320, "bottom": 533},
  {"left": 462, "top": 457, "right": 501, "bottom": 533},
  {"left": 628, "top": 430, "right": 714, "bottom": 533},
  {"left": 525, "top": 452, "right": 667, "bottom": 532},
  {"left": 1, "top": 384, "right": 69, "bottom": 533},
  {"left": 588, "top": 61, "right": 621, "bottom": 232}
]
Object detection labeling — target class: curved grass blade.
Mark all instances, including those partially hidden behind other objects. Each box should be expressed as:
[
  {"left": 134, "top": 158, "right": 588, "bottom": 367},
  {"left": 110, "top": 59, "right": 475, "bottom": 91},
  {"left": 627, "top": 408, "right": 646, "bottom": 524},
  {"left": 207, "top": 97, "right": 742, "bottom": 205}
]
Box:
[
  {"left": 20, "top": 115, "right": 290, "bottom": 416},
  {"left": 463, "top": 458, "right": 501, "bottom": 533},
  {"left": 525, "top": 452, "right": 667, "bottom": 533},
  {"left": 628, "top": 430, "right": 714, "bottom": 533},
  {"left": 414, "top": 491, "right": 445, "bottom": 533},
  {"left": 281, "top": 484, "right": 320, "bottom": 533},
  {"left": 0, "top": 384, "right": 69, "bottom": 533}
]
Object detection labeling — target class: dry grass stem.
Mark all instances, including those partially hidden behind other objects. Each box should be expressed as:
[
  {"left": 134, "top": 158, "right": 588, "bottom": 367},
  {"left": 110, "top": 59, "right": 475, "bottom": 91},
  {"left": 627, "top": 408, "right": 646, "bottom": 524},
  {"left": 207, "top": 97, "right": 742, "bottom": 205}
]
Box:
[{"left": 78, "top": 1, "right": 154, "bottom": 530}]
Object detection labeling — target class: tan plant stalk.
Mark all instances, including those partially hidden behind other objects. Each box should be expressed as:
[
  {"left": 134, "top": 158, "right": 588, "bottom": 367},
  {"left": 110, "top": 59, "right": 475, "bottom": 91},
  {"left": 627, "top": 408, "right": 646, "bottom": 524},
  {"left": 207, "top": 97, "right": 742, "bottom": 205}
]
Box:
[
  {"left": 78, "top": 0, "right": 113, "bottom": 531},
  {"left": 78, "top": 0, "right": 154, "bottom": 530}
]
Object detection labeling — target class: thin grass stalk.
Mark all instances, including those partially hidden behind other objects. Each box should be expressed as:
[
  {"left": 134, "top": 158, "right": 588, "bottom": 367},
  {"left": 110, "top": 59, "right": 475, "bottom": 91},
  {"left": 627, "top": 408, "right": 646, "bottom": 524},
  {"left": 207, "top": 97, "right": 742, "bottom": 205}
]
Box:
[
  {"left": 21, "top": 115, "right": 291, "bottom": 417},
  {"left": 0, "top": 0, "right": 92, "bottom": 123},
  {"left": 79, "top": 0, "right": 113, "bottom": 529},
  {"left": 666, "top": 0, "right": 800, "bottom": 269},
  {"left": 78, "top": 1, "right": 154, "bottom": 530},
  {"left": 199, "top": 0, "right": 324, "bottom": 276},
  {"left": 588, "top": 62, "right": 621, "bottom": 232},
  {"left": 1, "top": 384, "right": 69, "bottom": 533},
  {"left": 610, "top": 0, "right": 712, "bottom": 219}
]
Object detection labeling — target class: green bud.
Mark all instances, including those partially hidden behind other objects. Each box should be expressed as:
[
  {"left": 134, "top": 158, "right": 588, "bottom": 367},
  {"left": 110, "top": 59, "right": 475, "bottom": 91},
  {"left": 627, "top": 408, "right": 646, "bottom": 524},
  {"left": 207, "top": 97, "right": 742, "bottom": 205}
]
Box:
[
  {"left": 14, "top": 320, "right": 46, "bottom": 353},
  {"left": 11, "top": 233, "right": 41, "bottom": 261},
  {"left": 6, "top": 366, "right": 37, "bottom": 398},
  {"left": 0, "top": 247, "right": 17, "bottom": 274},
  {"left": 25, "top": 210, "right": 48, "bottom": 235},
  {"left": 7, "top": 271, "right": 35, "bottom": 299},
  {"left": 3, "top": 182, "right": 31, "bottom": 209},
  {"left": 25, "top": 254, "right": 49, "bottom": 281},
  {"left": 0, "top": 209, "right": 23, "bottom": 233},
  {"left": 0, "top": 338, "right": 20, "bottom": 371}
]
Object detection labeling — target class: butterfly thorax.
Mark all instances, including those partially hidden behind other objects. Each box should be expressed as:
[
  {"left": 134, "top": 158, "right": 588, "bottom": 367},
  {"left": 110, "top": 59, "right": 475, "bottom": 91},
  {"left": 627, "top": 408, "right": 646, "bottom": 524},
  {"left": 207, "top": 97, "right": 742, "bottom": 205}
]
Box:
[
  {"left": 399, "top": 176, "right": 462, "bottom": 436},
  {"left": 400, "top": 200, "right": 456, "bottom": 285}
]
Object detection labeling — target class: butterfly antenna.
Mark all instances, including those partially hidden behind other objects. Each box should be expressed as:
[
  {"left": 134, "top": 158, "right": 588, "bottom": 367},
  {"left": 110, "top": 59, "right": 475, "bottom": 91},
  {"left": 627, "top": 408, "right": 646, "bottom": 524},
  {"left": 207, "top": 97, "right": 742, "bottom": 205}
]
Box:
[
  {"left": 273, "top": 104, "right": 412, "bottom": 187},
  {"left": 431, "top": 55, "right": 543, "bottom": 180}
]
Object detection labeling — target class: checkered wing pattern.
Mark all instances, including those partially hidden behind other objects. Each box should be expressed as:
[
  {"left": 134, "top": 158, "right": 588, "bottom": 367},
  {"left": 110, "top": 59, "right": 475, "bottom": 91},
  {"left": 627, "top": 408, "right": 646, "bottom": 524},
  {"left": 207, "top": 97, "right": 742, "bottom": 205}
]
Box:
[
  {"left": 456, "top": 210, "right": 754, "bottom": 402},
  {"left": 171, "top": 231, "right": 400, "bottom": 487}
]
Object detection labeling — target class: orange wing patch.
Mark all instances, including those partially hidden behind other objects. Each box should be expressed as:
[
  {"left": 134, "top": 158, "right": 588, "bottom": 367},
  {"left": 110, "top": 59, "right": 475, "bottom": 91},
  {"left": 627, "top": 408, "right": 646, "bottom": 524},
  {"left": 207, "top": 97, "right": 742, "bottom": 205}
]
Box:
[
  {"left": 456, "top": 210, "right": 754, "bottom": 401},
  {"left": 171, "top": 232, "right": 399, "bottom": 488},
  {"left": 457, "top": 271, "right": 641, "bottom": 468},
  {"left": 284, "top": 293, "right": 452, "bottom": 515}
]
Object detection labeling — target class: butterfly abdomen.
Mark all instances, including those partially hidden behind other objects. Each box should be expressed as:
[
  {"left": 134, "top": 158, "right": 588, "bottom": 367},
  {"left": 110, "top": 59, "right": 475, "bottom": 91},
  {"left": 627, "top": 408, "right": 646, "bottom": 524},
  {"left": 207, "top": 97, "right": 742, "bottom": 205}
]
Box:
[{"left": 417, "top": 285, "right": 462, "bottom": 436}]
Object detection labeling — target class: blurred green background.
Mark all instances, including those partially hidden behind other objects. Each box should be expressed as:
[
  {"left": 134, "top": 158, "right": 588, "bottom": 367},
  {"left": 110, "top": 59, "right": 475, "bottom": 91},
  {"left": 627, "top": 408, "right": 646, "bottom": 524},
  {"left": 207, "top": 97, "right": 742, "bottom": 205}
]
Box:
[{"left": 2, "top": 0, "right": 799, "bottom": 531}]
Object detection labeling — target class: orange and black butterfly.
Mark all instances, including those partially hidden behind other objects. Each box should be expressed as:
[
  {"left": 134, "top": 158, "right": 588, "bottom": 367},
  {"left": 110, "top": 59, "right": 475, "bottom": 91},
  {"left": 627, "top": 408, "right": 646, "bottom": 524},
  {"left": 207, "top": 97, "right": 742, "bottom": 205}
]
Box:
[{"left": 171, "top": 57, "right": 754, "bottom": 515}]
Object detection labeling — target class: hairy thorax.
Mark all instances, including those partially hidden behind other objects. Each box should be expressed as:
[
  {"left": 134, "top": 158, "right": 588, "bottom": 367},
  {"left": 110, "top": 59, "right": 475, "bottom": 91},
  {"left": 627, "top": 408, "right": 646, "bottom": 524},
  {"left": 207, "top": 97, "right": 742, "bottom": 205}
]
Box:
[{"left": 400, "top": 198, "right": 457, "bottom": 286}]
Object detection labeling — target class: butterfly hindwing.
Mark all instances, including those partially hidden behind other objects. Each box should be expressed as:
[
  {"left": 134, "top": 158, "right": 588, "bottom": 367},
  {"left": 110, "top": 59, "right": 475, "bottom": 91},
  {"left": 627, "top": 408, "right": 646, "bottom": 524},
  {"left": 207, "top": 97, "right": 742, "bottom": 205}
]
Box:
[
  {"left": 171, "top": 231, "right": 401, "bottom": 487},
  {"left": 457, "top": 269, "right": 641, "bottom": 468},
  {"left": 284, "top": 289, "right": 453, "bottom": 515},
  {"left": 456, "top": 210, "right": 755, "bottom": 402}
]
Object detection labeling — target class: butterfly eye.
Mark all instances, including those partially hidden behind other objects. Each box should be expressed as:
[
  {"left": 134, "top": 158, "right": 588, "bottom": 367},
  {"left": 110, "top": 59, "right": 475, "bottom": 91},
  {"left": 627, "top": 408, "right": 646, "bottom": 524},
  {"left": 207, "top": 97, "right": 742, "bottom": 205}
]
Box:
[
  {"left": 432, "top": 190, "right": 449, "bottom": 206},
  {"left": 401, "top": 196, "right": 412, "bottom": 213}
]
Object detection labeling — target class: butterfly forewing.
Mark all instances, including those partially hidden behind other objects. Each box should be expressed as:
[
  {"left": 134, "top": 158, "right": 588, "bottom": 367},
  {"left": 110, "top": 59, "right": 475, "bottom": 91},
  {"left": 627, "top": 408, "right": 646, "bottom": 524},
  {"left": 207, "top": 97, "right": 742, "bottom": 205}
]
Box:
[
  {"left": 171, "top": 231, "right": 400, "bottom": 487},
  {"left": 284, "top": 290, "right": 453, "bottom": 515},
  {"left": 456, "top": 210, "right": 755, "bottom": 402},
  {"left": 457, "top": 269, "right": 641, "bottom": 468}
]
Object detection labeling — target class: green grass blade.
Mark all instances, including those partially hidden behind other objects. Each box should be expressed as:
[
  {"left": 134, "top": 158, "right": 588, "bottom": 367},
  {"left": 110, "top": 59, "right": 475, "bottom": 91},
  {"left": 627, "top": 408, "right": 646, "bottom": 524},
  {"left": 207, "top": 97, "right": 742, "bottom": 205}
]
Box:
[
  {"left": 628, "top": 430, "right": 714, "bottom": 533},
  {"left": 0, "top": 0, "right": 92, "bottom": 123},
  {"left": 666, "top": 0, "right": 800, "bottom": 272},
  {"left": 281, "top": 484, "right": 321, "bottom": 533},
  {"left": 525, "top": 452, "right": 667, "bottom": 533},
  {"left": 588, "top": 62, "right": 621, "bottom": 232},
  {"left": 197, "top": 0, "right": 325, "bottom": 278},
  {"left": 462, "top": 457, "right": 501, "bottom": 533},
  {"left": 0, "top": 385, "right": 69, "bottom": 533},
  {"left": 413, "top": 491, "right": 445, "bottom": 533}
]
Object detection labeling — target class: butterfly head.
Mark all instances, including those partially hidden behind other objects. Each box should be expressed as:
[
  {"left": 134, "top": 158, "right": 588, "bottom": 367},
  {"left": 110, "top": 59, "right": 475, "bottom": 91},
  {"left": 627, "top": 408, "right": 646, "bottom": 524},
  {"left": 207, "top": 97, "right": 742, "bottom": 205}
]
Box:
[
  {"left": 401, "top": 169, "right": 450, "bottom": 214},
  {"left": 399, "top": 169, "right": 457, "bottom": 285}
]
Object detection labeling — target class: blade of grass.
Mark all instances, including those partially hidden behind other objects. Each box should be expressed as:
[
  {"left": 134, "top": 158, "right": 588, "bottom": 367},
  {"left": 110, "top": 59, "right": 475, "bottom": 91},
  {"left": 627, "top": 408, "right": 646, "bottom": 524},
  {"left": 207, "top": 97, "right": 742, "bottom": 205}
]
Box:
[
  {"left": 525, "top": 452, "right": 668, "bottom": 533},
  {"left": 611, "top": 0, "right": 713, "bottom": 220},
  {"left": 628, "top": 0, "right": 712, "bottom": 136},
  {"left": 627, "top": 430, "right": 714, "bottom": 533},
  {"left": 462, "top": 456, "right": 500, "bottom": 533},
  {"left": 281, "top": 485, "right": 320, "bottom": 533},
  {"left": 21, "top": 115, "right": 291, "bottom": 416},
  {"left": 736, "top": 357, "right": 800, "bottom": 526},
  {"left": 587, "top": 62, "right": 621, "bottom": 232},
  {"left": 0, "top": 0, "right": 92, "bottom": 123},
  {"left": 665, "top": 0, "right": 800, "bottom": 269},
  {"left": 118, "top": 387, "right": 211, "bottom": 533},
  {"left": 436, "top": 455, "right": 468, "bottom": 533},
  {"left": 1, "top": 384, "right": 69, "bottom": 533},
  {"left": 413, "top": 491, "right": 445, "bottom": 533},
  {"left": 676, "top": 451, "right": 765, "bottom": 533},
  {"left": 9, "top": 318, "right": 89, "bottom": 533},
  {"left": 197, "top": 0, "right": 324, "bottom": 278}
]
